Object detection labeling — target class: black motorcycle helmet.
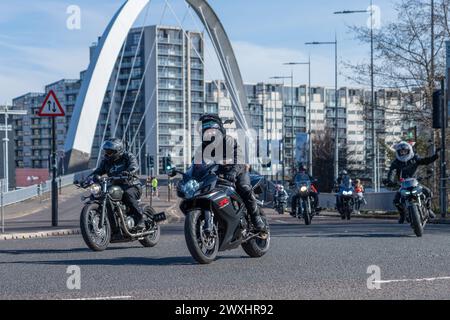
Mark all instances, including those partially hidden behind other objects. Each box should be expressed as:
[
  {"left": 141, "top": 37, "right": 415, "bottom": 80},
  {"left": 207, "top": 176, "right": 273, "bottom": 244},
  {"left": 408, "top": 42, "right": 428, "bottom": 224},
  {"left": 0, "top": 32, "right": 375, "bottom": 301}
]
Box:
[
  {"left": 102, "top": 138, "right": 124, "bottom": 162},
  {"left": 340, "top": 170, "right": 348, "bottom": 176},
  {"left": 198, "top": 114, "right": 226, "bottom": 144},
  {"left": 298, "top": 164, "right": 307, "bottom": 173}
]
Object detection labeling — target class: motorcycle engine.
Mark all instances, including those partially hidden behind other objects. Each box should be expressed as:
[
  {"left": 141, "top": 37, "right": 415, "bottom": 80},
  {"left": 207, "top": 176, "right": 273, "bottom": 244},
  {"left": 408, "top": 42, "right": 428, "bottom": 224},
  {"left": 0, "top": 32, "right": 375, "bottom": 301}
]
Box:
[{"left": 125, "top": 216, "right": 135, "bottom": 230}]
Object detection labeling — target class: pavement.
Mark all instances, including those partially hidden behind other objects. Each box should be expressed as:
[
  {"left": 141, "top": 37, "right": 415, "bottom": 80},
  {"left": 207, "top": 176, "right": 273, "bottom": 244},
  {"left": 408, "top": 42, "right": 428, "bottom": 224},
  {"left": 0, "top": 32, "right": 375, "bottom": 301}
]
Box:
[{"left": 1, "top": 212, "right": 450, "bottom": 300}]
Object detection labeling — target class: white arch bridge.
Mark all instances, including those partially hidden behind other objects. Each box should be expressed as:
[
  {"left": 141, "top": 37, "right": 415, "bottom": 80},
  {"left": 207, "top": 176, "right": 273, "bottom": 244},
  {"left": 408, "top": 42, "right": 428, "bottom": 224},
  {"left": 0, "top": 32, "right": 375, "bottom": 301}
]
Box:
[{"left": 64, "top": 0, "right": 251, "bottom": 173}]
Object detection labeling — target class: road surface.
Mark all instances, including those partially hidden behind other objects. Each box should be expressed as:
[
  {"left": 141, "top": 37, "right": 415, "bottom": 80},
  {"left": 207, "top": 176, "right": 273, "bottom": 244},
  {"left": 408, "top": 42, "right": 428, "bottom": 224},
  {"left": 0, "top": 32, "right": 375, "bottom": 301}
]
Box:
[{"left": 1, "top": 213, "right": 450, "bottom": 300}]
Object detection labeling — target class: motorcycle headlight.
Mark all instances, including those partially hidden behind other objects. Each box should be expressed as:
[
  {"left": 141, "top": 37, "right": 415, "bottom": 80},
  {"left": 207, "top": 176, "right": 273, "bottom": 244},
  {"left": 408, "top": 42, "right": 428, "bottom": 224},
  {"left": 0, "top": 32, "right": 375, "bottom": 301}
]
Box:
[
  {"left": 182, "top": 179, "right": 200, "bottom": 199},
  {"left": 300, "top": 186, "right": 308, "bottom": 193},
  {"left": 89, "top": 184, "right": 102, "bottom": 197},
  {"left": 401, "top": 189, "right": 411, "bottom": 196}
]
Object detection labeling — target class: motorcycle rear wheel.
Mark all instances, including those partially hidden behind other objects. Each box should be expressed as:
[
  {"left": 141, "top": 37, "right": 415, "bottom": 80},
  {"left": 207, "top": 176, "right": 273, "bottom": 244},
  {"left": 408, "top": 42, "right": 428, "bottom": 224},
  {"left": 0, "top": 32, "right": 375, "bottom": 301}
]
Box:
[
  {"left": 184, "top": 210, "right": 219, "bottom": 264},
  {"left": 139, "top": 206, "right": 161, "bottom": 248},
  {"left": 80, "top": 203, "right": 111, "bottom": 252},
  {"left": 242, "top": 215, "right": 270, "bottom": 258}
]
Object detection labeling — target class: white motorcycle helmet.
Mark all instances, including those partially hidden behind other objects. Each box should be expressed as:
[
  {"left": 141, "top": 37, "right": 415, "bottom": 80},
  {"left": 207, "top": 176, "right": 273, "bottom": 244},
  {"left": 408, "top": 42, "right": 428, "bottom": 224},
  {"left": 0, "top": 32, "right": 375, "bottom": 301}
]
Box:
[{"left": 395, "top": 141, "right": 414, "bottom": 163}]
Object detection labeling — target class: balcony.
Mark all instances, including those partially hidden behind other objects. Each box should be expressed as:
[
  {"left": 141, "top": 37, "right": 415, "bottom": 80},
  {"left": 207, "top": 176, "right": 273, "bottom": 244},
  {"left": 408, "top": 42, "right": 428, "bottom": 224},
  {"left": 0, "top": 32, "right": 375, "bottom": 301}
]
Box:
[
  {"left": 159, "top": 83, "right": 183, "bottom": 90},
  {"left": 159, "top": 72, "right": 182, "bottom": 79},
  {"left": 159, "top": 48, "right": 183, "bottom": 56},
  {"left": 159, "top": 118, "right": 184, "bottom": 124},
  {"left": 159, "top": 95, "right": 184, "bottom": 102},
  {"left": 157, "top": 37, "right": 183, "bottom": 45},
  {"left": 191, "top": 96, "right": 204, "bottom": 103},
  {"left": 191, "top": 74, "right": 204, "bottom": 81},
  {"left": 159, "top": 60, "right": 183, "bottom": 68},
  {"left": 191, "top": 62, "right": 204, "bottom": 69},
  {"left": 191, "top": 85, "right": 204, "bottom": 91}
]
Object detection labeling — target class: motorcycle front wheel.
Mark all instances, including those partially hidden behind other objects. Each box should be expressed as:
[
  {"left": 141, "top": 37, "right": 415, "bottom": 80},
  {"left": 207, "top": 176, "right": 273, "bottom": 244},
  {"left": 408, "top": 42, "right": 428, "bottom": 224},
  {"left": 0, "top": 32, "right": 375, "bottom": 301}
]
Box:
[
  {"left": 80, "top": 203, "right": 111, "bottom": 252},
  {"left": 409, "top": 205, "right": 423, "bottom": 237},
  {"left": 184, "top": 210, "right": 219, "bottom": 264},
  {"left": 303, "top": 198, "right": 312, "bottom": 225}
]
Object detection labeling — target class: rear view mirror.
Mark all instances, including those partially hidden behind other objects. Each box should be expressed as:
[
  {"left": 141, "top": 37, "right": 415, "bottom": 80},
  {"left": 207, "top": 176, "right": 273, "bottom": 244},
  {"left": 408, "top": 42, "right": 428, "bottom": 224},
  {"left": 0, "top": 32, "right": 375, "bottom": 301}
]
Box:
[
  {"left": 168, "top": 169, "right": 177, "bottom": 178},
  {"left": 253, "top": 184, "right": 264, "bottom": 195}
]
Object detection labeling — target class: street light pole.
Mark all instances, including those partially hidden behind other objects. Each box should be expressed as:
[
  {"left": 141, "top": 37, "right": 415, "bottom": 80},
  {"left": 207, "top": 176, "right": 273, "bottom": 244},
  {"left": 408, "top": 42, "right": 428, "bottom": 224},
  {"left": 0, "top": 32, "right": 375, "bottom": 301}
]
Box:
[
  {"left": 334, "top": 1, "right": 377, "bottom": 190},
  {"left": 270, "top": 76, "right": 291, "bottom": 186},
  {"left": 3, "top": 108, "right": 8, "bottom": 192},
  {"left": 305, "top": 40, "right": 339, "bottom": 181},
  {"left": 308, "top": 56, "right": 313, "bottom": 176},
  {"left": 283, "top": 62, "right": 312, "bottom": 175}
]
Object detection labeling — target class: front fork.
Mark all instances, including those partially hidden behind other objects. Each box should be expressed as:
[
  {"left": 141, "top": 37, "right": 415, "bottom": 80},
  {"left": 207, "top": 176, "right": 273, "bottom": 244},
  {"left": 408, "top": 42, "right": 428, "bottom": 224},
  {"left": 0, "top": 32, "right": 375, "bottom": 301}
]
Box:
[
  {"left": 203, "top": 210, "right": 214, "bottom": 233},
  {"left": 99, "top": 181, "right": 108, "bottom": 229}
]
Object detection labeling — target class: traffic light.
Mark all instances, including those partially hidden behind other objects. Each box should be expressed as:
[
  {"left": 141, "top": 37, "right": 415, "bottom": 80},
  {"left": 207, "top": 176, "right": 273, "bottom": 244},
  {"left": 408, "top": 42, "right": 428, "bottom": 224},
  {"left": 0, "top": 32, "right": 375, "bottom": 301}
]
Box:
[
  {"left": 433, "top": 90, "right": 442, "bottom": 129},
  {"left": 162, "top": 157, "right": 167, "bottom": 172},
  {"left": 147, "top": 155, "right": 154, "bottom": 168},
  {"left": 166, "top": 155, "right": 173, "bottom": 171}
]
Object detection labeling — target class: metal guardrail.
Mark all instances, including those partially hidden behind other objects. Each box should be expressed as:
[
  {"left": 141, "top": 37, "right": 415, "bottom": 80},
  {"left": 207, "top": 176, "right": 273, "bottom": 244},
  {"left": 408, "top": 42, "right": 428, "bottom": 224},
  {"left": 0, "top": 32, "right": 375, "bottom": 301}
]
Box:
[{"left": 1, "top": 170, "right": 92, "bottom": 206}]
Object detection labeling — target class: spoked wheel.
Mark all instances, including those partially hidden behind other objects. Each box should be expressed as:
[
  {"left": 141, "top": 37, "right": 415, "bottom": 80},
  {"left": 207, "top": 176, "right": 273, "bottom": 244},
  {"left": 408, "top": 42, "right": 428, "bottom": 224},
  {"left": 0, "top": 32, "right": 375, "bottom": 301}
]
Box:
[
  {"left": 139, "top": 206, "right": 161, "bottom": 248},
  {"left": 80, "top": 203, "right": 111, "bottom": 252},
  {"left": 242, "top": 214, "right": 270, "bottom": 258},
  {"left": 184, "top": 210, "right": 219, "bottom": 264}
]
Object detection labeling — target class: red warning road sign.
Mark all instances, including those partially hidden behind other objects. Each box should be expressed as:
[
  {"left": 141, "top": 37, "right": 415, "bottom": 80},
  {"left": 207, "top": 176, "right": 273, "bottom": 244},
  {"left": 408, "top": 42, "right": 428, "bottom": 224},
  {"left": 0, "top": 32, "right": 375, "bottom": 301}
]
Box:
[{"left": 38, "top": 90, "right": 65, "bottom": 117}]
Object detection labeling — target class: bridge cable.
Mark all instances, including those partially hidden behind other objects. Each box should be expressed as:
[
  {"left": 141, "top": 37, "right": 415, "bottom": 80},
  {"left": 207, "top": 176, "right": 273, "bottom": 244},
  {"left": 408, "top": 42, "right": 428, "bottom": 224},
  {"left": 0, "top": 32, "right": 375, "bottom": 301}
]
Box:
[
  {"left": 96, "top": 39, "right": 128, "bottom": 166},
  {"left": 112, "top": 3, "right": 151, "bottom": 138},
  {"left": 129, "top": 2, "right": 190, "bottom": 150}
]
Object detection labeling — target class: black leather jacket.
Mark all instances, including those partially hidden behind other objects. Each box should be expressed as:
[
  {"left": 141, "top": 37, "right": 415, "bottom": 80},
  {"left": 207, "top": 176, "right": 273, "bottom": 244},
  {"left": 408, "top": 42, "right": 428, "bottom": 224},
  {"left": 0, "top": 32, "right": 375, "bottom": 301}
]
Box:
[
  {"left": 92, "top": 152, "right": 141, "bottom": 186},
  {"left": 387, "top": 154, "right": 438, "bottom": 183},
  {"left": 194, "top": 134, "right": 246, "bottom": 179}
]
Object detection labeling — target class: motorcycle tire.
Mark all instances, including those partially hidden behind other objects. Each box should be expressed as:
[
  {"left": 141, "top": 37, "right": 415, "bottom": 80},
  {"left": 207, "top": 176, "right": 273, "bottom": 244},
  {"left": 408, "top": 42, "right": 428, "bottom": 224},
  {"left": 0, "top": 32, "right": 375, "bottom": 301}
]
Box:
[
  {"left": 80, "top": 203, "right": 111, "bottom": 252},
  {"left": 184, "top": 210, "right": 219, "bottom": 264},
  {"left": 409, "top": 205, "right": 423, "bottom": 237},
  {"left": 139, "top": 206, "right": 161, "bottom": 248},
  {"left": 242, "top": 214, "right": 270, "bottom": 258},
  {"left": 303, "top": 199, "right": 312, "bottom": 225}
]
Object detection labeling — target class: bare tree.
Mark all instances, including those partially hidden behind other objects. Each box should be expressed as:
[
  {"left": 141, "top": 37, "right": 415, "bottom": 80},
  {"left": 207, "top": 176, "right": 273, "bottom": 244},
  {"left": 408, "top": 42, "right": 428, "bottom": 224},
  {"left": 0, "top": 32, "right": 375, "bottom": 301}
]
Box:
[
  {"left": 312, "top": 129, "right": 336, "bottom": 192},
  {"left": 344, "top": 0, "right": 450, "bottom": 127}
]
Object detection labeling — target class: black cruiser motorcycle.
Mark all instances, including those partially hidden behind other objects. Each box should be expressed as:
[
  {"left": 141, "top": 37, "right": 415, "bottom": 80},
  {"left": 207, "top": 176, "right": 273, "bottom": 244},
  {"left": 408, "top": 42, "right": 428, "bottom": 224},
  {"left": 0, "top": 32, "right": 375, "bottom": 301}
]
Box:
[
  {"left": 171, "top": 163, "right": 270, "bottom": 264},
  {"left": 75, "top": 175, "right": 166, "bottom": 251}
]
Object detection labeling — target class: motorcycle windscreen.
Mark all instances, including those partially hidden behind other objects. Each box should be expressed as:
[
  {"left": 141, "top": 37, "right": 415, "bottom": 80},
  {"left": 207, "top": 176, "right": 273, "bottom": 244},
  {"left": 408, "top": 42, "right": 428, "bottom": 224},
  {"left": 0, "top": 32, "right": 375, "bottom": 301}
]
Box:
[
  {"left": 401, "top": 178, "right": 419, "bottom": 189},
  {"left": 295, "top": 173, "right": 311, "bottom": 187},
  {"left": 341, "top": 176, "right": 353, "bottom": 189},
  {"left": 185, "top": 163, "right": 212, "bottom": 181}
]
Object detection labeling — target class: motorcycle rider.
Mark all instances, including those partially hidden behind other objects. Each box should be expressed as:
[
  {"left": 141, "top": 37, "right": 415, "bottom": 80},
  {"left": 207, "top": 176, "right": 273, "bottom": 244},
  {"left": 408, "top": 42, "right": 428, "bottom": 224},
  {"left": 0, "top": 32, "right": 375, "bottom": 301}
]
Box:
[
  {"left": 194, "top": 114, "right": 267, "bottom": 232},
  {"left": 291, "top": 165, "right": 319, "bottom": 216},
  {"left": 335, "top": 169, "right": 352, "bottom": 213},
  {"left": 274, "top": 184, "right": 288, "bottom": 209},
  {"left": 90, "top": 138, "right": 145, "bottom": 229},
  {"left": 385, "top": 141, "right": 439, "bottom": 224}
]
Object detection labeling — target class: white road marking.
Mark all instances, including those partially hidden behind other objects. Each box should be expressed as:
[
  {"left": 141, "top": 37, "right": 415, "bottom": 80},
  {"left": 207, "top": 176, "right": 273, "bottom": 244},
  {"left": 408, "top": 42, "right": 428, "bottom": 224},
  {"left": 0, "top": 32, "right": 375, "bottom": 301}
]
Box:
[
  {"left": 375, "top": 276, "right": 450, "bottom": 284},
  {"left": 274, "top": 220, "right": 289, "bottom": 224},
  {"left": 65, "top": 296, "right": 133, "bottom": 300}
]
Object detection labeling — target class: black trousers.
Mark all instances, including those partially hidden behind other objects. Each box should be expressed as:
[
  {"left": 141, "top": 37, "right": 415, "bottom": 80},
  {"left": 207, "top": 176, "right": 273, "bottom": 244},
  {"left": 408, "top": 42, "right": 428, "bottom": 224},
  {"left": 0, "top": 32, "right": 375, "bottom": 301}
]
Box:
[
  {"left": 234, "top": 170, "right": 258, "bottom": 217},
  {"left": 122, "top": 185, "right": 143, "bottom": 218},
  {"left": 292, "top": 192, "right": 318, "bottom": 213}
]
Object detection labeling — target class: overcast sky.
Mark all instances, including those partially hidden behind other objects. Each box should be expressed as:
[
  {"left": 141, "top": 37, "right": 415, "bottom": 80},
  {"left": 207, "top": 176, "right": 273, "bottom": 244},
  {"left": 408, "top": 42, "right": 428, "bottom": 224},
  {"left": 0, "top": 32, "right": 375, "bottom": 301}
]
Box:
[{"left": 0, "top": 0, "right": 398, "bottom": 104}]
